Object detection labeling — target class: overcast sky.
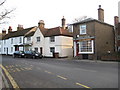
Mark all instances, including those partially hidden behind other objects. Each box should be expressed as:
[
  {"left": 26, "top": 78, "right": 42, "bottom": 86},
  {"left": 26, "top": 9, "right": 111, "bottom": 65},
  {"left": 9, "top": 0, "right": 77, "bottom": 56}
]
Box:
[{"left": 0, "top": 0, "right": 120, "bottom": 32}]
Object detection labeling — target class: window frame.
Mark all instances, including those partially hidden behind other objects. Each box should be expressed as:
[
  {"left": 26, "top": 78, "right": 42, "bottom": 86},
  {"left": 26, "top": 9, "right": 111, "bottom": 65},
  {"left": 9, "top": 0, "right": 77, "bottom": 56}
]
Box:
[
  {"left": 36, "top": 37, "right": 40, "bottom": 42},
  {"left": 50, "top": 36, "right": 55, "bottom": 42},
  {"left": 79, "top": 40, "right": 94, "bottom": 54},
  {"left": 11, "top": 38, "right": 13, "bottom": 44},
  {"left": 27, "top": 37, "right": 31, "bottom": 41},
  {"left": 80, "top": 24, "right": 86, "bottom": 35},
  {"left": 19, "top": 37, "right": 22, "bottom": 43},
  {"left": 50, "top": 47, "right": 55, "bottom": 53}
]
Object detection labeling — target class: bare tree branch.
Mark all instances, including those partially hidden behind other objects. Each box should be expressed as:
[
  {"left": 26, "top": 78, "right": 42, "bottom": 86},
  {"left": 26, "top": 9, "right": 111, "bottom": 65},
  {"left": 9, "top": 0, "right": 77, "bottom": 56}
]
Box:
[
  {"left": 0, "top": 0, "right": 6, "bottom": 6},
  {"left": 0, "top": 0, "right": 15, "bottom": 24}
]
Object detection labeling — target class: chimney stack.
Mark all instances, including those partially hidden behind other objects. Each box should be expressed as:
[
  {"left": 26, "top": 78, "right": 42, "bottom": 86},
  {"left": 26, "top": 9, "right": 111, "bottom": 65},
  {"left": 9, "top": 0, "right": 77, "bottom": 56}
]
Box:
[
  {"left": 38, "top": 20, "right": 45, "bottom": 28},
  {"left": 2, "top": 29, "right": 6, "bottom": 35},
  {"left": 17, "top": 24, "right": 24, "bottom": 30},
  {"left": 114, "top": 16, "right": 119, "bottom": 27},
  {"left": 98, "top": 5, "right": 104, "bottom": 22},
  {"left": 62, "top": 16, "right": 66, "bottom": 29},
  {"left": 8, "top": 26, "right": 12, "bottom": 33}
]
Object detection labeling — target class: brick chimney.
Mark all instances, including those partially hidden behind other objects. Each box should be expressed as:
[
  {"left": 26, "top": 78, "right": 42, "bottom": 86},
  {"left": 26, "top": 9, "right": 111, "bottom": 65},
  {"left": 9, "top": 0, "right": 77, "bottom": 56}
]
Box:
[
  {"left": 38, "top": 20, "right": 45, "bottom": 28},
  {"left": 61, "top": 16, "right": 66, "bottom": 29},
  {"left": 17, "top": 24, "right": 24, "bottom": 30},
  {"left": 98, "top": 5, "right": 104, "bottom": 22},
  {"left": 114, "top": 16, "right": 119, "bottom": 27},
  {"left": 8, "top": 26, "right": 12, "bottom": 33},
  {"left": 2, "top": 29, "right": 6, "bottom": 35}
]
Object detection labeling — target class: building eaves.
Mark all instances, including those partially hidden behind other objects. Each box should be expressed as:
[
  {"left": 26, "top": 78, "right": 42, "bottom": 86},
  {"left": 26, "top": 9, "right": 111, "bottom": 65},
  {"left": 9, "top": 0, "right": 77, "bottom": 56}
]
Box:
[{"left": 72, "top": 18, "right": 114, "bottom": 27}]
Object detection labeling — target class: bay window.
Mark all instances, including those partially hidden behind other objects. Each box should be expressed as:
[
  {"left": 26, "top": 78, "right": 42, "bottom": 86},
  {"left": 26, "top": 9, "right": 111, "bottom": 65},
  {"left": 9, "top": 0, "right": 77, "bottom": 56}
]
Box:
[{"left": 79, "top": 40, "right": 94, "bottom": 54}]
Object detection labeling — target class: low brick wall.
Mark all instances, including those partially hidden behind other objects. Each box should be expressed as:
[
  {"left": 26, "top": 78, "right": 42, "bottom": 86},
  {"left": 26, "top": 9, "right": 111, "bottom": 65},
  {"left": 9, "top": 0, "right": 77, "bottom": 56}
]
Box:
[{"left": 101, "top": 54, "right": 120, "bottom": 61}]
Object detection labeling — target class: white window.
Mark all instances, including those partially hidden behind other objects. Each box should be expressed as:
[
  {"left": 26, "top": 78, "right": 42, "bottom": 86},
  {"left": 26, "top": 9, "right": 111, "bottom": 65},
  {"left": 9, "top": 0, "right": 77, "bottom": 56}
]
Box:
[
  {"left": 4, "top": 48, "right": 5, "bottom": 52},
  {"left": 79, "top": 40, "right": 94, "bottom": 54},
  {"left": 36, "top": 37, "right": 40, "bottom": 42},
  {"left": 27, "top": 37, "right": 31, "bottom": 41},
  {"left": 34, "top": 47, "right": 38, "bottom": 52},
  {"left": 80, "top": 25, "right": 86, "bottom": 35},
  {"left": 11, "top": 47, "right": 13, "bottom": 52},
  {"left": 50, "top": 36, "right": 55, "bottom": 42},
  {"left": 19, "top": 37, "right": 22, "bottom": 43},
  {"left": 11, "top": 38, "right": 13, "bottom": 44},
  {"left": 50, "top": 47, "right": 55, "bottom": 53}
]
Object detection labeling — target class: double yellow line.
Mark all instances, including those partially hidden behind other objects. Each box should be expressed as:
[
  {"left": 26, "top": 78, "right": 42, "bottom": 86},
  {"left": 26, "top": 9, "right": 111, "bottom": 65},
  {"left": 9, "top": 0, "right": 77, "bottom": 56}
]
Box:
[{"left": 0, "top": 64, "right": 20, "bottom": 90}]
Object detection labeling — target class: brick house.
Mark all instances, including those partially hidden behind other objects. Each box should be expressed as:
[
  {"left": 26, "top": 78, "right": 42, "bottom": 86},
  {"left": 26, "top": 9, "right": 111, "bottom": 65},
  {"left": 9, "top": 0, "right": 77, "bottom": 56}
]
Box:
[{"left": 72, "top": 5, "right": 115, "bottom": 60}]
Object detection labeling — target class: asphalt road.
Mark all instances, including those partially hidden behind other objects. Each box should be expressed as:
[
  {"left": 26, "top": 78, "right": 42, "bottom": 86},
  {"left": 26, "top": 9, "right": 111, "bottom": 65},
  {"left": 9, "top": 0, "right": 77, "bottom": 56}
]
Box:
[{"left": 1, "top": 55, "right": 119, "bottom": 89}]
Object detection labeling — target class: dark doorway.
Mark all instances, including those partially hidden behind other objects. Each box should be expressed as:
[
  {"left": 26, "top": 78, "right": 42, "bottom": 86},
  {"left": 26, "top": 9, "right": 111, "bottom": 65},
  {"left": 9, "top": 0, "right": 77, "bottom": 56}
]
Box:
[
  {"left": 6, "top": 48, "right": 8, "bottom": 55},
  {"left": 40, "top": 47, "right": 43, "bottom": 54},
  {"left": 76, "top": 43, "right": 79, "bottom": 56},
  {"left": 82, "top": 54, "right": 88, "bottom": 59},
  {"left": 15, "top": 46, "right": 19, "bottom": 51}
]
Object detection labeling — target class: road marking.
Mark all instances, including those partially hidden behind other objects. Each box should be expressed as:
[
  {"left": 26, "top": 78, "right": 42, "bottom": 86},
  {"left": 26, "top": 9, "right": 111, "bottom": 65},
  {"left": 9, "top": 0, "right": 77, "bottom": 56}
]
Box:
[
  {"left": 45, "top": 70, "right": 53, "bottom": 74},
  {"left": 25, "top": 68, "right": 32, "bottom": 70},
  {"left": 57, "top": 75, "right": 67, "bottom": 80},
  {"left": 76, "top": 82, "right": 91, "bottom": 88},
  {"left": 20, "top": 68, "right": 25, "bottom": 71},
  {"left": 5, "top": 66, "right": 9, "bottom": 68},
  {"left": 16, "top": 68, "right": 21, "bottom": 72},
  {"left": 0, "top": 64, "right": 20, "bottom": 89}
]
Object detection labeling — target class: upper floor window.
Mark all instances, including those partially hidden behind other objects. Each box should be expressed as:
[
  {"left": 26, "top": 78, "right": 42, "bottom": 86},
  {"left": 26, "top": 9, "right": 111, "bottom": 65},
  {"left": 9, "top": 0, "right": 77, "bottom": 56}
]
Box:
[
  {"left": 11, "top": 38, "right": 13, "bottom": 44},
  {"left": 80, "top": 25, "right": 86, "bottom": 35},
  {"left": 50, "top": 36, "right": 55, "bottom": 42},
  {"left": 4, "top": 40, "right": 6, "bottom": 45},
  {"left": 11, "top": 47, "right": 13, "bottom": 52},
  {"left": 36, "top": 37, "right": 40, "bottom": 42},
  {"left": 27, "top": 37, "right": 31, "bottom": 41},
  {"left": 19, "top": 37, "right": 22, "bottom": 43}
]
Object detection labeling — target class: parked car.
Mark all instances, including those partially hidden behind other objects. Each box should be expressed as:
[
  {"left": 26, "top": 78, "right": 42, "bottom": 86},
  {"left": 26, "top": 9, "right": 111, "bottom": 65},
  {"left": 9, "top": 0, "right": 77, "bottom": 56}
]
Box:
[
  {"left": 24, "top": 51, "right": 43, "bottom": 59},
  {"left": 13, "top": 51, "right": 25, "bottom": 58}
]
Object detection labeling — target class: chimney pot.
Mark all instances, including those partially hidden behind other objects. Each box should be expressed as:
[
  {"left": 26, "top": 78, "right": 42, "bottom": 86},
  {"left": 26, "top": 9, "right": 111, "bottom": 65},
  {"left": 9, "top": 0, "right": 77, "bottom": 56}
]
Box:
[
  {"left": 38, "top": 20, "right": 45, "bottom": 28},
  {"left": 98, "top": 5, "right": 104, "bottom": 22},
  {"left": 62, "top": 16, "right": 66, "bottom": 29},
  {"left": 114, "top": 16, "right": 119, "bottom": 27},
  {"left": 8, "top": 26, "right": 12, "bottom": 33},
  {"left": 2, "top": 29, "right": 6, "bottom": 35},
  {"left": 17, "top": 24, "right": 24, "bottom": 30}
]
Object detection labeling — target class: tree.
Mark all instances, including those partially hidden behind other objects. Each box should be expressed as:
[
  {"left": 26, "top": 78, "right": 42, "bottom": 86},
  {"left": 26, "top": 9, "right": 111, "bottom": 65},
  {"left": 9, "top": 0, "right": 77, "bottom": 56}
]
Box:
[
  {"left": 0, "top": 0, "right": 15, "bottom": 24},
  {"left": 72, "top": 16, "right": 89, "bottom": 23}
]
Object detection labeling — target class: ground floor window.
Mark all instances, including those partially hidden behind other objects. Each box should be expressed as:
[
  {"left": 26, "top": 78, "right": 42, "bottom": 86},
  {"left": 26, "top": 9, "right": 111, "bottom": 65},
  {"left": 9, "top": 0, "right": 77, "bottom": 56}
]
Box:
[
  {"left": 50, "top": 47, "right": 55, "bottom": 53},
  {"left": 34, "top": 47, "right": 38, "bottom": 52},
  {"left": 11, "top": 47, "right": 13, "bottom": 52},
  {"left": 79, "top": 40, "right": 94, "bottom": 54}
]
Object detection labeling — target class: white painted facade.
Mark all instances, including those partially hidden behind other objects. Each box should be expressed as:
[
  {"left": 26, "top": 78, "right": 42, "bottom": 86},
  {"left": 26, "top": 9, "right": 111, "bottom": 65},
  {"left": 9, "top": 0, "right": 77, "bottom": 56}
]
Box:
[
  {"left": 1, "top": 36, "right": 24, "bottom": 55},
  {"left": 1, "top": 27, "right": 73, "bottom": 58},
  {"left": 24, "top": 27, "right": 73, "bottom": 57}
]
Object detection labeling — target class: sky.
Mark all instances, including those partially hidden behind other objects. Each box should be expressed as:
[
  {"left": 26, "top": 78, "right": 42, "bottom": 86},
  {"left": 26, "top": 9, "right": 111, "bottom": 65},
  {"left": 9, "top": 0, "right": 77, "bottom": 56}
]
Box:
[{"left": 0, "top": 0, "right": 120, "bottom": 32}]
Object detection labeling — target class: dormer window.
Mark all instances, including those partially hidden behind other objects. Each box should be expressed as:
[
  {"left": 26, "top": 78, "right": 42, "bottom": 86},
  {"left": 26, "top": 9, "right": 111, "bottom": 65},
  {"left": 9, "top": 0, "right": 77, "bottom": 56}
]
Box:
[
  {"left": 50, "top": 36, "right": 55, "bottom": 42},
  {"left": 80, "top": 25, "right": 86, "bottom": 35}
]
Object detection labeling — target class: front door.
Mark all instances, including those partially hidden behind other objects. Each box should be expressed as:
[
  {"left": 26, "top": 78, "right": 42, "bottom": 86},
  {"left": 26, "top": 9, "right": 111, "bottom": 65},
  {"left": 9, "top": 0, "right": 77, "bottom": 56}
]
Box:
[
  {"left": 40, "top": 47, "right": 43, "bottom": 54},
  {"left": 76, "top": 43, "right": 79, "bottom": 56}
]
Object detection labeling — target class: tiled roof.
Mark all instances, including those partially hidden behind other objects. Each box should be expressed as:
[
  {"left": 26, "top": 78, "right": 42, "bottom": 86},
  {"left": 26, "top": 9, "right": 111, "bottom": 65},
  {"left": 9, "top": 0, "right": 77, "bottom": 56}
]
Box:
[
  {"left": 2, "top": 27, "right": 35, "bottom": 40},
  {"left": 25, "top": 27, "right": 37, "bottom": 37},
  {"left": 40, "top": 27, "right": 73, "bottom": 37}
]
